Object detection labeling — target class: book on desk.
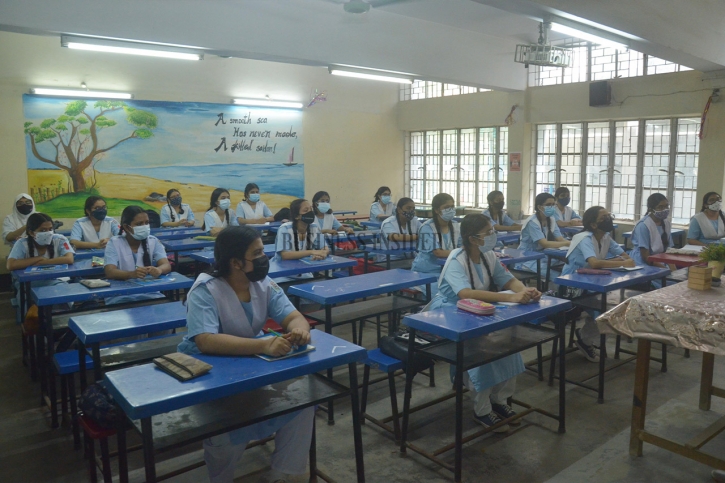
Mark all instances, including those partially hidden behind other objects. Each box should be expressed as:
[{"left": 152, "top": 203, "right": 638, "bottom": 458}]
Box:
[{"left": 254, "top": 334, "right": 316, "bottom": 361}]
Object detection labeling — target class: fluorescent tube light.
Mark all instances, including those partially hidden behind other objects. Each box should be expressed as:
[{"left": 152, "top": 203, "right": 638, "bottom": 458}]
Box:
[
  {"left": 61, "top": 35, "right": 202, "bottom": 60},
  {"left": 328, "top": 65, "right": 415, "bottom": 84},
  {"left": 550, "top": 22, "right": 627, "bottom": 50},
  {"left": 232, "top": 98, "right": 304, "bottom": 109},
  {"left": 31, "top": 88, "right": 133, "bottom": 99}
]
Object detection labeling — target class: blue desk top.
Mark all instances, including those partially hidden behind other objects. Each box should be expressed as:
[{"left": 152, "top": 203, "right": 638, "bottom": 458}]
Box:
[
  {"left": 188, "top": 245, "right": 276, "bottom": 265},
  {"left": 268, "top": 256, "right": 356, "bottom": 278},
  {"left": 555, "top": 265, "right": 670, "bottom": 292},
  {"left": 326, "top": 230, "right": 379, "bottom": 243},
  {"left": 14, "top": 259, "right": 103, "bottom": 283},
  {"left": 497, "top": 232, "right": 521, "bottom": 245},
  {"left": 74, "top": 248, "right": 105, "bottom": 260},
  {"left": 436, "top": 248, "right": 545, "bottom": 267},
  {"left": 162, "top": 238, "right": 215, "bottom": 252},
  {"left": 361, "top": 221, "right": 382, "bottom": 229},
  {"left": 104, "top": 330, "right": 366, "bottom": 420},
  {"left": 333, "top": 210, "right": 358, "bottom": 216},
  {"left": 362, "top": 244, "right": 416, "bottom": 256},
  {"left": 288, "top": 268, "right": 437, "bottom": 305},
  {"left": 31, "top": 272, "right": 193, "bottom": 306},
  {"left": 403, "top": 296, "right": 571, "bottom": 342},
  {"left": 151, "top": 227, "right": 199, "bottom": 234},
  {"left": 246, "top": 221, "right": 283, "bottom": 231},
  {"left": 69, "top": 301, "right": 187, "bottom": 344},
  {"left": 543, "top": 247, "right": 570, "bottom": 261},
  {"left": 153, "top": 229, "right": 205, "bottom": 241},
  {"left": 622, "top": 228, "right": 684, "bottom": 238}
]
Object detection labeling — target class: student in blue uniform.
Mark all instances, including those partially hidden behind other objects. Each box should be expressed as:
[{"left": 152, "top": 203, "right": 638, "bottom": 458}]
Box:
[
  {"left": 370, "top": 186, "right": 394, "bottom": 221},
  {"left": 311, "top": 191, "right": 354, "bottom": 235},
  {"left": 687, "top": 191, "right": 725, "bottom": 245},
  {"left": 553, "top": 187, "right": 582, "bottom": 228},
  {"left": 380, "top": 197, "right": 420, "bottom": 250},
  {"left": 236, "top": 183, "right": 274, "bottom": 225},
  {"left": 427, "top": 214, "right": 541, "bottom": 431},
  {"left": 179, "top": 226, "right": 313, "bottom": 483},
  {"left": 203, "top": 188, "right": 238, "bottom": 236},
  {"left": 274, "top": 199, "right": 328, "bottom": 261},
  {"left": 516, "top": 193, "right": 570, "bottom": 281},
  {"left": 629, "top": 193, "right": 673, "bottom": 268},
  {"left": 160, "top": 189, "right": 196, "bottom": 228},
  {"left": 483, "top": 190, "right": 521, "bottom": 232},
  {"left": 7, "top": 213, "right": 74, "bottom": 271},
  {"left": 561, "top": 206, "right": 634, "bottom": 361},
  {"left": 412, "top": 193, "right": 460, "bottom": 292},
  {"left": 69, "top": 196, "right": 121, "bottom": 249}
]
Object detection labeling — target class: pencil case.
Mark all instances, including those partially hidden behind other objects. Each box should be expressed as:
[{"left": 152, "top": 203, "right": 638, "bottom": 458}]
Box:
[
  {"left": 153, "top": 352, "right": 212, "bottom": 381},
  {"left": 456, "top": 299, "right": 496, "bottom": 315},
  {"left": 576, "top": 268, "right": 612, "bottom": 275}
]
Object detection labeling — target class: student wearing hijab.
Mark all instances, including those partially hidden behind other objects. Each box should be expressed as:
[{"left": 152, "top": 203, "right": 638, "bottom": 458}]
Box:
[
  {"left": 3, "top": 193, "right": 35, "bottom": 246},
  {"left": 69, "top": 196, "right": 121, "bottom": 249},
  {"left": 160, "top": 189, "right": 196, "bottom": 227},
  {"left": 687, "top": 191, "right": 725, "bottom": 245}
]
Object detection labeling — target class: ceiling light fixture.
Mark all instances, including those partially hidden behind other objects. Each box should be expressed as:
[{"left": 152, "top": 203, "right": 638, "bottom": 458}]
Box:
[
  {"left": 31, "top": 87, "right": 133, "bottom": 99},
  {"left": 61, "top": 35, "right": 203, "bottom": 60},
  {"left": 232, "top": 98, "right": 304, "bottom": 109},
  {"left": 550, "top": 22, "right": 628, "bottom": 51},
  {"left": 328, "top": 65, "right": 415, "bottom": 84}
]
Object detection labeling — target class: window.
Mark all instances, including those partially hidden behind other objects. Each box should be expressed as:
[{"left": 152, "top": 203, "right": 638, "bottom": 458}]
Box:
[
  {"left": 532, "top": 118, "right": 700, "bottom": 223},
  {"left": 401, "top": 81, "right": 491, "bottom": 101},
  {"left": 406, "top": 127, "right": 508, "bottom": 208}
]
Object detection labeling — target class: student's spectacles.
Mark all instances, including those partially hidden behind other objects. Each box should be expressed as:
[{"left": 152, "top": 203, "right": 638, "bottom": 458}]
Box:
[{"left": 473, "top": 229, "right": 496, "bottom": 238}]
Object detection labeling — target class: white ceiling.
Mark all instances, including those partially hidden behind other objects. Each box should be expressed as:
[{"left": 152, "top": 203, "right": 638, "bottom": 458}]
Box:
[{"left": 0, "top": 0, "right": 722, "bottom": 92}]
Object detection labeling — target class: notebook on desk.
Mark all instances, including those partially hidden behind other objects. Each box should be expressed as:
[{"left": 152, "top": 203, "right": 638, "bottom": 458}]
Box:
[
  {"left": 254, "top": 334, "right": 316, "bottom": 361},
  {"left": 26, "top": 264, "right": 68, "bottom": 272},
  {"left": 609, "top": 266, "right": 643, "bottom": 272}
]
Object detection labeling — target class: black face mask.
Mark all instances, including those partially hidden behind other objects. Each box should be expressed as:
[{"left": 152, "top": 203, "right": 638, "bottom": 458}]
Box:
[
  {"left": 91, "top": 209, "right": 107, "bottom": 221},
  {"left": 244, "top": 256, "right": 270, "bottom": 282},
  {"left": 597, "top": 217, "right": 614, "bottom": 232},
  {"left": 17, "top": 204, "right": 33, "bottom": 215},
  {"left": 491, "top": 201, "right": 504, "bottom": 211},
  {"left": 300, "top": 212, "right": 316, "bottom": 225}
]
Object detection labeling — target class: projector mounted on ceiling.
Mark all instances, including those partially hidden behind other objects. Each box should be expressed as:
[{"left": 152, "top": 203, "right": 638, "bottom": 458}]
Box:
[{"left": 514, "top": 22, "right": 573, "bottom": 68}]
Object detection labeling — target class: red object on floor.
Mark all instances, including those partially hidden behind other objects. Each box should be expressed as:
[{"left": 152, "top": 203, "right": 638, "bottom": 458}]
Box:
[
  {"left": 78, "top": 415, "right": 116, "bottom": 440},
  {"left": 350, "top": 258, "right": 385, "bottom": 275}
]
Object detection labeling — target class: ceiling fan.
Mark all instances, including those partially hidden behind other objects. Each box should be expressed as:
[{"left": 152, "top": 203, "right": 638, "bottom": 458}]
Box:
[{"left": 330, "top": 0, "right": 414, "bottom": 15}]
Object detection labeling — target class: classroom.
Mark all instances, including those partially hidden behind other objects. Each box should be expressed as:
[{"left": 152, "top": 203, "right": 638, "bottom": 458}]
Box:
[{"left": 1, "top": 1, "right": 724, "bottom": 482}]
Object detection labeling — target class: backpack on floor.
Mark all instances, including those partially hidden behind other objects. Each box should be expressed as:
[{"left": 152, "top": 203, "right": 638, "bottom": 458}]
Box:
[{"left": 79, "top": 383, "right": 117, "bottom": 429}]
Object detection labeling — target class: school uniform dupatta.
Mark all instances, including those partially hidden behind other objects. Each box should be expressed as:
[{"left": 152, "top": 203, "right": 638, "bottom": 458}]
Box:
[{"left": 694, "top": 211, "right": 725, "bottom": 239}]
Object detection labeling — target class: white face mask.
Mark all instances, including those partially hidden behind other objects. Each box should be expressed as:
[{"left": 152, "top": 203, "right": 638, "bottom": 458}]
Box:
[
  {"left": 34, "top": 231, "right": 54, "bottom": 246},
  {"left": 440, "top": 207, "right": 456, "bottom": 222},
  {"left": 317, "top": 202, "right": 331, "bottom": 213},
  {"left": 218, "top": 199, "right": 231, "bottom": 210},
  {"left": 478, "top": 233, "right": 498, "bottom": 254},
  {"left": 130, "top": 224, "right": 151, "bottom": 241},
  {"left": 709, "top": 201, "right": 722, "bottom": 212}
]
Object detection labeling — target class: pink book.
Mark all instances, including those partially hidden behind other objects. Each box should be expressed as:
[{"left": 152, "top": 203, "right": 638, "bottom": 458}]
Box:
[{"left": 457, "top": 299, "right": 496, "bottom": 315}]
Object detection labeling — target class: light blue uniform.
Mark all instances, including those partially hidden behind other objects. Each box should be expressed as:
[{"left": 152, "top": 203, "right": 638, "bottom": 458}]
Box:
[
  {"left": 160, "top": 204, "right": 195, "bottom": 225},
  {"left": 9, "top": 234, "right": 75, "bottom": 290},
  {"left": 554, "top": 205, "right": 581, "bottom": 222},
  {"left": 516, "top": 215, "right": 564, "bottom": 278},
  {"left": 411, "top": 219, "right": 461, "bottom": 273},
  {"left": 273, "top": 222, "right": 325, "bottom": 259},
  {"left": 70, "top": 217, "right": 120, "bottom": 242},
  {"left": 235, "top": 200, "right": 273, "bottom": 220},
  {"left": 203, "top": 209, "right": 238, "bottom": 234},
  {"left": 370, "top": 201, "right": 394, "bottom": 221},
  {"left": 687, "top": 213, "right": 724, "bottom": 244},
  {"left": 312, "top": 213, "right": 342, "bottom": 231},
  {"left": 628, "top": 216, "right": 673, "bottom": 266},
  {"left": 482, "top": 209, "right": 517, "bottom": 228},
  {"left": 561, "top": 233, "right": 624, "bottom": 276},
  {"left": 104, "top": 235, "right": 168, "bottom": 305}
]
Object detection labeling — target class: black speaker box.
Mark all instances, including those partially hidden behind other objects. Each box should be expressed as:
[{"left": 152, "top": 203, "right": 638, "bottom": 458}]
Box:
[{"left": 589, "top": 81, "right": 611, "bottom": 107}]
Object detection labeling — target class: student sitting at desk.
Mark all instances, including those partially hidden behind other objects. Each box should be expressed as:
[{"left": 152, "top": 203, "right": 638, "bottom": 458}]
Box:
[
  {"left": 380, "top": 197, "right": 420, "bottom": 250},
  {"left": 629, "top": 193, "right": 673, "bottom": 281},
  {"left": 687, "top": 191, "right": 725, "bottom": 245},
  {"left": 553, "top": 187, "right": 582, "bottom": 228},
  {"left": 178, "top": 226, "right": 314, "bottom": 483},
  {"left": 311, "top": 190, "right": 353, "bottom": 235},
  {"left": 412, "top": 193, "right": 460, "bottom": 292},
  {"left": 517, "top": 193, "right": 570, "bottom": 282},
  {"left": 427, "top": 214, "right": 541, "bottom": 431},
  {"left": 3, "top": 193, "right": 35, "bottom": 246},
  {"left": 274, "top": 199, "right": 328, "bottom": 261},
  {"left": 7, "top": 213, "right": 74, "bottom": 271},
  {"left": 370, "top": 186, "right": 394, "bottom": 221},
  {"left": 483, "top": 190, "right": 521, "bottom": 232},
  {"left": 69, "top": 195, "right": 120, "bottom": 249},
  {"left": 562, "top": 206, "right": 635, "bottom": 362},
  {"left": 236, "top": 183, "right": 274, "bottom": 225},
  {"left": 203, "top": 188, "right": 238, "bottom": 236},
  {"left": 104, "top": 206, "right": 171, "bottom": 304},
  {"left": 160, "top": 188, "right": 196, "bottom": 228}
]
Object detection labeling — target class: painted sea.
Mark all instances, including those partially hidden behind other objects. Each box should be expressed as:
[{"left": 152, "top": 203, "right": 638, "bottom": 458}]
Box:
[{"left": 98, "top": 163, "right": 304, "bottom": 197}]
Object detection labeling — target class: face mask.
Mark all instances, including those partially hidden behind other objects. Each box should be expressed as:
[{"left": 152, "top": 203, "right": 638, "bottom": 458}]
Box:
[
  {"left": 440, "top": 207, "right": 456, "bottom": 222},
  {"left": 402, "top": 210, "right": 415, "bottom": 220},
  {"left": 478, "top": 233, "right": 498, "bottom": 254},
  {"left": 244, "top": 256, "right": 270, "bottom": 282},
  {"left": 248, "top": 193, "right": 260, "bottom": 203},
  {"left": 544, "top": 206, "right": 557, "bottom": 217},
  {"left": 91, "top": 208, "right": 107, "bottom": 221},
  {"left": 300, "top": 212, "right": 316, "bottom": 225},
  {"left": 597, "top": 217, "right": 614, "bottom": 232},
  {"left": 709, "top": 201, "right": 722, "bottom": 212},
  {"left": 559, "top": 197, "right": 571, "bottom": 206},
  {"left": 491, "top": 201, "right": 504, "bottom": 211},
  {"left": 316, "top": 202, "right": 331, "bottom": 213},
  {"left": 170, "top": 197, "right": 182, "bottom": 206},
  {"left": 17, "top": 204, "right": 33, "bottom": 215},
  {"left": 34, "top": 231, "right": 54, "bottom": 246},
  {"left": 381, "top": 195, "right": 391, "bottom": 205},
  {"left": 129, "top": 224, "right": 150, "bottom": 241},
  {"left": 218, "top": 199, "right": 231, "bottom": 210},
  {"left": 653, "top": 209, "right": 670, "bottom": 220}
]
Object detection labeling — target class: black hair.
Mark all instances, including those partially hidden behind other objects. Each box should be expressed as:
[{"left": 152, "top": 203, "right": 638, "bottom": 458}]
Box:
[
  {"left": 290, "top": 198, "right": 312, "bottom": 251},
  {"left": 84, "top": 196, "right": 106, "bottom": 218},
  {"left": 486, "top": 190, "right": 505, "bottom": 223},
  {"left": 554, "top": 187, "right": 570, "bottom": 199},
  {"left": 204, "top": 188, "right": 230, "bottom": 230},
  {"left": 431, "top": 193, "right": 455, "bottom": 248},
  {"left": 701, "top": 191, "right": 725, "bottom": 226},
  {"left": 312, "top": 191, "right": 332, "bottom": 215},
  {"left": 166, "top": 189, "right": 184, "bottom": 222},
  {"left": 396, "top": 197, "right": 414, "bottom": 235},
  {"left": 460, "top": 214, "right": 497, "bottom": 292},
  {"left": 645, "top": 193, "right": 670, "bottom": 249},
  {"left": 118, "top": 205, "right": 152, "bottom": 267},
  {"left": 374, "top": 186, "right": 391, "bottom": 202},
  {"left": 244, "top": 183, "right": 260, "bottom": 201},
  {"left": 213, "top": 226, "right": 261, "bottom": 278},
  {"left": 582, "top": 206, "right": 606, "bottom": 233},
  {"left": 534, "top": 192, "right": 557, "bottom": 241},
  {"left": 26, "top": 213, "right": 54, "bottom": 259}
]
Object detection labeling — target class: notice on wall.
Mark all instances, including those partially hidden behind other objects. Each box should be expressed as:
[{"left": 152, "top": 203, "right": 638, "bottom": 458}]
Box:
[{"left": 509, "top": 152, "right": 521, "bottom": 172}]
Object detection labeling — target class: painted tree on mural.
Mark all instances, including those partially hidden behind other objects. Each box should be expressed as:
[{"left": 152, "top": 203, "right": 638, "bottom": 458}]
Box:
[{"left": 23, "top": 100, "right": 157, "bottom": 192}]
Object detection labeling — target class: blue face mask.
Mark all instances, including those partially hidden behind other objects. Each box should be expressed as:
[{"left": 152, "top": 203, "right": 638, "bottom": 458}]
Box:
[
  {"left": 381, "top": 195, "right": 391, "bottom": 205},
  {"left": 248, "top": 193, "right": 260, "bottom": 203},
  {"left": 440, "top": 207, "right": 456, "bottom": 222},
  {"left": 558, "top": 197, "right": 570, "bottom": 206},
  {"left": 479, "top": 233, "right": 498, "bottom": 254},
  {"left": 316, "top": 202, "right": 331, "bottom": 213},
  {"left": 218, "top": 199, "right": 231, "bottom": 210},
  {"left": 544, "top": 206, "right": 557, "bottom": 217}
]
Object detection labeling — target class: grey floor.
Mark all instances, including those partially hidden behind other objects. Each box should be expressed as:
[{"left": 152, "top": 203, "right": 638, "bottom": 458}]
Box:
[{"left": 0, "top": 291, "right": 723, "bottom": 483}]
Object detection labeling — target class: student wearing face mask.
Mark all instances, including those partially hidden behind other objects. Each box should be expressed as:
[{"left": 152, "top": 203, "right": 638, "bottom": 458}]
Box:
[
  {"left": 381, "top": 198, "right": 420, "bottom": 250},
  {"left": 483, "top": 190, "right": 521, "bottom": 232},
  {"left": 311, "top": 191, "right": 353, "bottom": 235},
  {"left": 687, "top": 192, "right": 725, "bottom": 245},
  {"left": 426, "top": 214, "right": 541, "bottom": 431},
  {"left": 274, "top": 199, "right": 328, "bottom": 261},
  {"left": 7, "top": 213, "right": 75, "bottom": 271},
  {"left": 517, "top": 193, "right": 570, "bottom": 280},
  {"left": 370, "top": 186, "right": 394, "bottom": 222},
  {"left": 178, "top": 226, "right": 313, "bottom": 483},
  {"left": 160, "top": 189, "right": 196, "bottom": 228},
  {"left": 562, "top": 206, "right": 635, "bottom": 362},
  {"left": 203, "top": 188, "right": 238, "bottom": 236},
  {"left": 412, "top": 193, "right": 461, "bottom": 290},
  {"left": 553, "top": 187, "right": 582, "bottom": 228},
  {"left": 3, "top": 193, "right": 36, "bottom": 246},
  {"left": 236, "top": 183, "right": 274, "bottom": 225},
  {"left": 69, "top": 196, "right": 121, "bottom": 249},
  {"left": 629, "top": 193, "right": 674, "bottom": 283}
]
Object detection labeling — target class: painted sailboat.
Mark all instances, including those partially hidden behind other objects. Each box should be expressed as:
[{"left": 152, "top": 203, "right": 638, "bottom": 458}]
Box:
[{"left": 283, "top": 147, "right": 297, "bottom": 166}]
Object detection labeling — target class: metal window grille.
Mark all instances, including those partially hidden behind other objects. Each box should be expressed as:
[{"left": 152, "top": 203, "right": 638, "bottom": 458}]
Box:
[
  {"left": 534, "top": 124, "right": 558, "bottom": 195},
  {"left": 673, "top": 118, "right": 700, "bottom": 224},
  {"left": 612, "top": 121, "right": 640, "bottom": 219},
  {"left": 401, "top": 82, "right": 491, "bottom": 100}
]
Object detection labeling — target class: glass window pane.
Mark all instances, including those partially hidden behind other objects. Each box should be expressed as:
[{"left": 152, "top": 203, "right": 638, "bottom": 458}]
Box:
[
  {"left": 441, "top": 130, "right": 458, "bottom": 203},
  {"left": 612, "top": 121, "right": 639, "bottom": 220},
  {"left": 585, "top": 122, "right": 610, "bottom": 212},
  {"left": 672, "top": 118, "right": 700, "bottom": 224},
  {"left": 560, "top": 123, "right": 583, "bottom": 210},
  {"left": 535, "top": 124, "right": 557, "bottom": 196},
  {"left": 478, "top": 127, "right": 497, "bottom": 206},
  {"left": 641, "top": 120, "right": 671, "bottom": 217}
]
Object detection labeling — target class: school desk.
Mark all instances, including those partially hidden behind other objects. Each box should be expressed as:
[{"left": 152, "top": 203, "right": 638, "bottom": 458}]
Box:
[
  {"left": 437, "top": 248, "right": 546, "bottom": 289},
  {"left": 152, "top": 229, "right": 205, "bottom": 241},
  {"left": 597, "top": 282, "right": 725, "bottom": 471},
  {"left": 246, "top": 221, "right": 283, "bottom": 232},
  {"left": 399, "top": 297, "right": 571, "bottom": 482},
  {"left": 560, "top": 224, "right": 618, "bottom": 237},
  {"left": 188, "top": 252, "right": 355, "bottom": 279},
  {"left": 361, "top": 220, "right": 382, "bottom": 230},
  {"left": 333, "top": 210, "right": 358, "bottom": 216},
  {"left": 151, "top": 226, "right": 198, "bottom": 234},
  {"left": 104, "top": 330, "right": 367, "bottom": 483},
  {"left": 496, "top": 231, "right": 521, "bottom": 246},
  {"left": 188, "top": 245, "right": 276, "bottom": 272},
  {"left": 361, "top": 244, "right": 416, "bottom": 271},
  {"left": 73, "top": 248, "right": 105, "bottom": 260},
  {"left": 623, "top": 228, "right": 686, "bottom": 249},
  {"left": 161, "top": 238, "right": 214, "bottom": 261},
  {"left": 325, "top": 230, "right": 380, "bottom": 255},
  {"left": 554, "top": 265, "right": 670, "bottom": 402},
  {"left": 647, "top": 252, "right": 702, "bottom": 268},
  {"left": 31, "top": 272, "right": 193, "bottom": 428}
]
